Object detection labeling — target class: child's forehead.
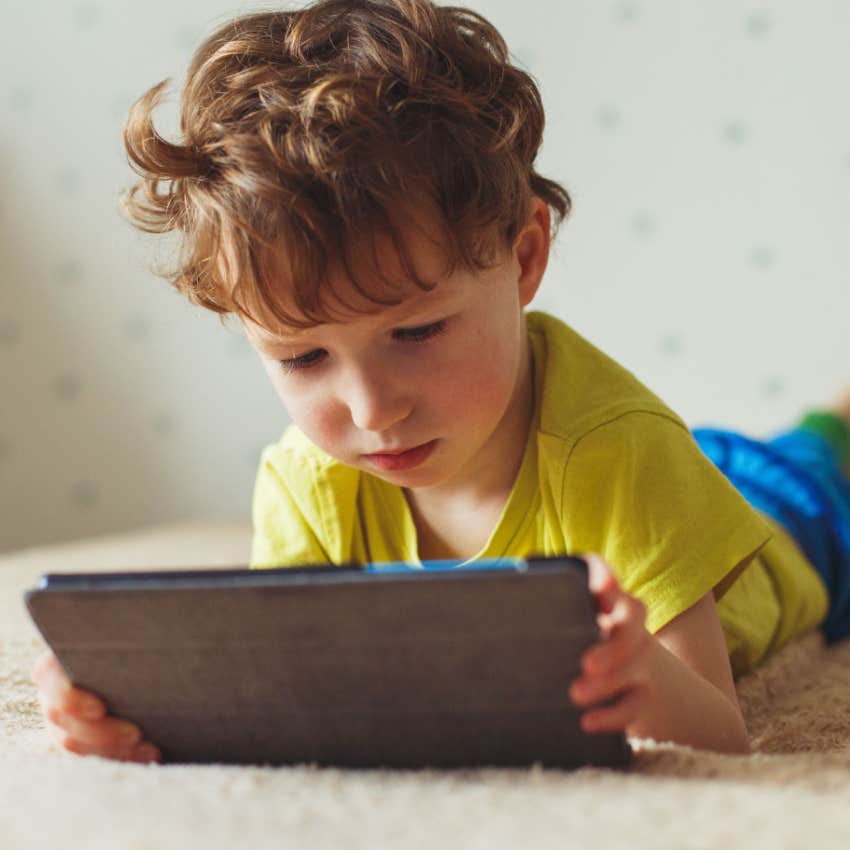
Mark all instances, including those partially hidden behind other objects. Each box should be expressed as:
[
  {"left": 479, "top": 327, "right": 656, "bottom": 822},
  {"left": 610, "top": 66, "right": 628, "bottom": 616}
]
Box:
[
  {"left": 243, "top": 219, "right": 468, "bottom": 344},
  {"left": 241, "top": 283, "right": 451, "bottom": 346}
]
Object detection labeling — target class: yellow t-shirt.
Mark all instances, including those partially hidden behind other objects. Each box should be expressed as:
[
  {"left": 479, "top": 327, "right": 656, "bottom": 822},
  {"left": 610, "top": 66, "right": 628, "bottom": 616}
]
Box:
[{"left": 249, "top": 310, "right": 829, "bottom": 678}]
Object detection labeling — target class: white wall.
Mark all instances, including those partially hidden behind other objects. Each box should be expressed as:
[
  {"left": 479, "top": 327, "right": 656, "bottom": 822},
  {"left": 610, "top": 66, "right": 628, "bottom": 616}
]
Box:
[{"left": 2, "top": 0, "right": 848, "bottom": 552}]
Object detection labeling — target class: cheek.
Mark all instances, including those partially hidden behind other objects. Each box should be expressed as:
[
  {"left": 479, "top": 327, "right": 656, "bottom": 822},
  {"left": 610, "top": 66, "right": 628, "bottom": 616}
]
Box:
[
  {"left": 285, "top": 394, "right": 349, "bottom": 452},
  {"left": 264, "top": 367, "right": 345, "bottom": 447},
  {"left": 428, "top": 332, "right": 519, "bottom": 417}
]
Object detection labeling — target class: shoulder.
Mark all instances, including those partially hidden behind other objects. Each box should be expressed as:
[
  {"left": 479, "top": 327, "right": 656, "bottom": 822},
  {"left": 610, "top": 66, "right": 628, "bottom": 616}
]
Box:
[
  {"left": 558, "top": 410, "right": 710, "bottom": 520},
  {"left": 524, "top": 314, "right": 773, "bottom": 631},
  {"left": 526, "top": 310, "right": 694, "bottom": 514},
  {"left": 526, "top": 310, "right": 688, "bottom": 447}
]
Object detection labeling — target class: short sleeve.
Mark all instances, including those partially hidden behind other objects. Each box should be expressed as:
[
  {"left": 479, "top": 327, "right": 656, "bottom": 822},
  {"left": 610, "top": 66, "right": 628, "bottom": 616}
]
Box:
[
  {"left": 560, "top": 411, "right": 774, "bottom": 633},
  {"left": 249, "top": 445, "right": 330, "bottom": 569}
]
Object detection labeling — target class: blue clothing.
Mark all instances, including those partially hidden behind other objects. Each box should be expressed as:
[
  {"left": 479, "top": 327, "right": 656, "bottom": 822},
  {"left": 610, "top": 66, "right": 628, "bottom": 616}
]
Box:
[{"left": 693, "top": 423, "right": 850, "bottom": 644}]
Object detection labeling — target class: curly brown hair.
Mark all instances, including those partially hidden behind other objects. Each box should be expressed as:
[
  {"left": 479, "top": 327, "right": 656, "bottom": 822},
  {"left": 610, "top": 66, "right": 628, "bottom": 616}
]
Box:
[{"left": 120, "top": 0, "right": 571, "bottom": 330}]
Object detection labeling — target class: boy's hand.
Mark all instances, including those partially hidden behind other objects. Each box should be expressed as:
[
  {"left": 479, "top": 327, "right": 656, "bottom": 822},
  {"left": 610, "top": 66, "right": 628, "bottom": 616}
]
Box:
[
  {"left": 31, "top": 650, "right": 161, "bottom": 764},
  {"left": 569, "top": 553, "right": 657, "bottom": 735}
]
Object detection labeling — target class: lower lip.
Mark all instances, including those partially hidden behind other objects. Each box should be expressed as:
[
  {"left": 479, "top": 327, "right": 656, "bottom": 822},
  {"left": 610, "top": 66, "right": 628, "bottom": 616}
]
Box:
[{"left": 365, "top": 439, "right": 438, "bottom": 471}]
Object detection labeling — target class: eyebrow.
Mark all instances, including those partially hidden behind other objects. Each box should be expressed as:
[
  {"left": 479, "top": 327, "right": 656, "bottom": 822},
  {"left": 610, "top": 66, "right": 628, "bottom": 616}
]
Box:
[{"left": 252, "top": 295, "right": 448, "bottom": 351}]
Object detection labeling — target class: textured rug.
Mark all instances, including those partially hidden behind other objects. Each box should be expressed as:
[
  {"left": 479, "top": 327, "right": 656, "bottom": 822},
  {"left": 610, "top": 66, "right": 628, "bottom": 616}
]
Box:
[{"left": 1, "top": 522, "right": 849, "bottom": 849}]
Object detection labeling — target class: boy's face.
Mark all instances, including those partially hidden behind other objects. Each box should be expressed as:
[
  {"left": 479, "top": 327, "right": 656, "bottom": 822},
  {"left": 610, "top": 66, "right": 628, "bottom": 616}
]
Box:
[{"left": 240, "top": 202, "right": 547, "bottom": 494}]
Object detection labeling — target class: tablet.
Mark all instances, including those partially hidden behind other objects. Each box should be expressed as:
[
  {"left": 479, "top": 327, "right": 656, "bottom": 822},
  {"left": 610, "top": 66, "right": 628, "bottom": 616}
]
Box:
[{"left": 23, "top": 555, "right": 631, "bottom": 770}]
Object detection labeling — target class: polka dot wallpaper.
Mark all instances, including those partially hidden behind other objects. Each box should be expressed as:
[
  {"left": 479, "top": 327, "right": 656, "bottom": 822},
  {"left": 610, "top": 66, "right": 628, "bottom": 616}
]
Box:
[{"left": 1, "top": 1, "right": 848, "bottom": 552}]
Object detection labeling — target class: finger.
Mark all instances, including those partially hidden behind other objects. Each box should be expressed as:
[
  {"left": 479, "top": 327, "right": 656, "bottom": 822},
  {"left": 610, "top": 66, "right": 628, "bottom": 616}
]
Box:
[
  {"left": 62, "top": 734, "right": 159, "bottom": 764},
  {"left": 582, "top": 553, "right": 620, "bottom": 615},
  {"left": 41, "top": 700, "right": 143, "bottom": 756},
  {"left": 570, "top": 650, "right": 650, "bottom": 708},
  {"left": 33, "top": 652, "right": 105, "bottom": 720},
  {"left": 591, "top": 595, "right": 649, "bottom": 664},
  {"left": 125, "top": 742, "right": 163, "bottom": 764},
  {"left": 580, "top": 685, "right": 647, "bottom": 734}
]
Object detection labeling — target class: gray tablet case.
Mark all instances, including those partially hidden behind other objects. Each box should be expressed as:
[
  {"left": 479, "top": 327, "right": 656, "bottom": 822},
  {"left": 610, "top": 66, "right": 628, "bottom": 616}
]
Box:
[{"left": 23, "top": 555, "right": 632, "bottom": 770}]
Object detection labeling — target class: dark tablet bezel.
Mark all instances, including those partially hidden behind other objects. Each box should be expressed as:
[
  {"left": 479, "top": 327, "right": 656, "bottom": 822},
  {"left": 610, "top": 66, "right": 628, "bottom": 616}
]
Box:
[{"left": 24, "top": 556, "right": 632, "bottom": 770}]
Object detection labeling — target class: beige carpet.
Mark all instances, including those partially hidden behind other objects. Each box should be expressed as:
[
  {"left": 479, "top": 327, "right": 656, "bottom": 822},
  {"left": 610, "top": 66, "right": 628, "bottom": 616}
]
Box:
[{"left": 2, "top": 522, "right": 849, "bottom": 849}]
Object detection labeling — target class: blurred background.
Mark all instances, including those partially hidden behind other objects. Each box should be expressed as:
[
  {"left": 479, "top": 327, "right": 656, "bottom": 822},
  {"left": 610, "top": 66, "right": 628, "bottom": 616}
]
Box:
[{"left": 1, "top": 0, "right": 848, "bottom": 553}]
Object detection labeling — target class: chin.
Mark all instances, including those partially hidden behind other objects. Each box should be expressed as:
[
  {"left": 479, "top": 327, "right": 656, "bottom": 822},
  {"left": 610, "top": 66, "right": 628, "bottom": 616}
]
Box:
[{"left": 361, "top": 463, "right": 448, "bottom": 489}]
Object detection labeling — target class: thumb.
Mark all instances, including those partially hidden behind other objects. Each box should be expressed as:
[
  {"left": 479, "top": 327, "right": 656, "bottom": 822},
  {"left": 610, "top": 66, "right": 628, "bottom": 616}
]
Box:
[{"left": 581, "top": 553, "right": 620, "bottom": 614}]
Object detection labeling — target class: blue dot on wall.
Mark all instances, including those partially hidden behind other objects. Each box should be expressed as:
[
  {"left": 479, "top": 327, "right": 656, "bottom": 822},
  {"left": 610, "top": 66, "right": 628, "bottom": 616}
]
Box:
[
  {"left": 745, "top": 12, "right": 772, "bottom": 38},
  {"left": 53, "top": 374, "right": 81, "bottom": 401},
  {"left": 11, "top": 86, "right": 34, "bottom": 112},
  {"left": 750, "top": 245, "right": 776, "bottom": 269},
  {"left": 57, "top": 259, "right": 82, "bottom": 285},
  {"left": 72, "top": 4, "right": 102, "bottom": 29},
  {"left": 659, "top": 334, "right": 685, "bottom": 356},
  {"left": 614, "top": 1, "right": 641, "bottom": 23},
  {"left": 71, "top": 481, "right": 99, "bottom": 509},
  {"left": 153, "top": 411, "right": 177, "bottom": 436},
  {"left": 0, "top": 319, "right": 20, "bottom": 346},
  {"left": 595, "top": 105, "right": 622, "bottom": 132},
  {"left": 760, "top": 376, "right": 786, "bottom": 399},
  {"left": 721, "top": 122, "right": 749, "bottom": 146},
  {"left": 630, "top": 210, "right": 657, "bottom": 239}
]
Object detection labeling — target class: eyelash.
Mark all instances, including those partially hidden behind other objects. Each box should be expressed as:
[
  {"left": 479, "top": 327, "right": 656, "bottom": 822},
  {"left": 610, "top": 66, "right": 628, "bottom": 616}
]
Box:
[{"left": 278, "top": 320, "right": 447, "bottom": 374}]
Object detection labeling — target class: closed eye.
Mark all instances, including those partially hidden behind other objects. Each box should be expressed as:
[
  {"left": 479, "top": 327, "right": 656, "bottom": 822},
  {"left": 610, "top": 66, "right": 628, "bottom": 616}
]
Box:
[
  {"left": 392, "top": 320, "right": 447, "bottom": 342},
  {"left": 278, "top": 347, "right": 327, "bottom": 373},
  {"left": 278, "top": 320, "right": 447, "bottom": 374}
]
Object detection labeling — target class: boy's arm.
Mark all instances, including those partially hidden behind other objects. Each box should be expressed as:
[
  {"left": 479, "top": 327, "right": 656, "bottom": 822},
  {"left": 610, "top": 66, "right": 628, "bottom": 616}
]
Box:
[
  {"left": 570, "top": 554, "right": 751, "bottom": 755},
  {"left": 627, "top": 592, "right": 750, "bottom": 753}
]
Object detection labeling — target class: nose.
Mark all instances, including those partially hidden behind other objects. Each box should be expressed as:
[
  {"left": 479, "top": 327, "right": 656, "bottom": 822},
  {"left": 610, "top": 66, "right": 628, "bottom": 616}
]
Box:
[{"left": 343, "top": 363, "right": 413, "bottom": 433}]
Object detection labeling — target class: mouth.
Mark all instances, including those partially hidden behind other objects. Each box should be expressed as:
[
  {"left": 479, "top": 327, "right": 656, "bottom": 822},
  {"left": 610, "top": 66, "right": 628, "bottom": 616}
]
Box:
[{"left": 363, "top": 439, "right": 438, "bottom": 471}]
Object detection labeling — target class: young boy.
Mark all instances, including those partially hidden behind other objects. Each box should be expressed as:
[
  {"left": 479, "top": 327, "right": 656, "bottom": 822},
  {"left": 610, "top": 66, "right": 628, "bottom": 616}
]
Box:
[{"left": 32, "top": 0, "right": 850, "bottom": 766}]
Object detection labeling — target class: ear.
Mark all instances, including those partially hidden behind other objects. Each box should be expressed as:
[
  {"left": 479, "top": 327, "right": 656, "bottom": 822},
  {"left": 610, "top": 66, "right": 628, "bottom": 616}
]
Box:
[{"left": 513, "top": 196, "right": 551, "bottom": 308}]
